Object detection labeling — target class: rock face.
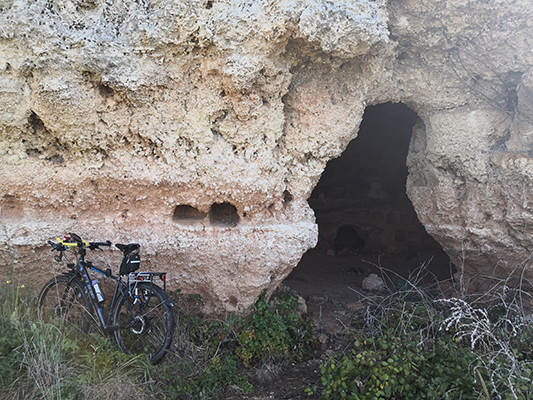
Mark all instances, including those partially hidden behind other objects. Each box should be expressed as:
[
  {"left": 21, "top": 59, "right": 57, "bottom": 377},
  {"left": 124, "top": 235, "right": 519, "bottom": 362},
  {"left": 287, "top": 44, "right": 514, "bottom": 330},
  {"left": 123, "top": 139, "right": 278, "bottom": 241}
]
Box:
[{"left": 1, "top": 0, "right": 533, "bottom": 311}]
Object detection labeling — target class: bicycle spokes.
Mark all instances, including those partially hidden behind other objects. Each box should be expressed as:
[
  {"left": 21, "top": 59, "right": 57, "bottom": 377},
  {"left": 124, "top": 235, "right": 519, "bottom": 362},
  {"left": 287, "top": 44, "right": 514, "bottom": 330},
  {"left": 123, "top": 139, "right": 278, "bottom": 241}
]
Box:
[{"left": 113, "top": 283, "right": 174, "bottom": 364}]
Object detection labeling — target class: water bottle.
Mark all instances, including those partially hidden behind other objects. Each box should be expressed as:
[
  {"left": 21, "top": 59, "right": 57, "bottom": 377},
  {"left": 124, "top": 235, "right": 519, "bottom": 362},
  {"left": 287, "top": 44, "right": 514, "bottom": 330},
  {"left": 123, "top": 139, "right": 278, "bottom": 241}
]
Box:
[{"left": 92, "top": 280, "right": 104, "bottom": 302}]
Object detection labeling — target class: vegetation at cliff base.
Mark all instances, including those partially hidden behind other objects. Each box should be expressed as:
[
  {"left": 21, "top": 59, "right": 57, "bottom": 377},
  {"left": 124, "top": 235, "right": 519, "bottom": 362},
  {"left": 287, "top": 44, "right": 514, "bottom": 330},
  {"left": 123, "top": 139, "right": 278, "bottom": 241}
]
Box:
[
  {"left": 0, "top": 271, "right": 315, "bottom": 399},
  {"left": 308, "top": 268, "right": 533, "bottom": 400},
  {"left": 156, "top": 288, "right": 316, "bottom": 399}
]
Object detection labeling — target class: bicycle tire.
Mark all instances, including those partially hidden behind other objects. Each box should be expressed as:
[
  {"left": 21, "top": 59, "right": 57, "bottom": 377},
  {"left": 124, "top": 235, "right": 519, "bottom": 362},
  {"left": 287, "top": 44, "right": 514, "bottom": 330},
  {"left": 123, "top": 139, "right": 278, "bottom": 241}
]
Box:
[
  {"left": 37, "top": 275, "right": 92, "bottom": 332},
  {"left": 112, "top": 282, "right": 174, "bottom": 364}
]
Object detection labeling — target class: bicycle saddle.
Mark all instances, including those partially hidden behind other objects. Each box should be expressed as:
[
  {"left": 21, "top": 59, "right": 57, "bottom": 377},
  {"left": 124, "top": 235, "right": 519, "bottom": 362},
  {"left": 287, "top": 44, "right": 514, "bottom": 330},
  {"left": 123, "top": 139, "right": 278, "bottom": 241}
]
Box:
[{"left": 115, "top": 243, "right": 140, "bottom": 254}]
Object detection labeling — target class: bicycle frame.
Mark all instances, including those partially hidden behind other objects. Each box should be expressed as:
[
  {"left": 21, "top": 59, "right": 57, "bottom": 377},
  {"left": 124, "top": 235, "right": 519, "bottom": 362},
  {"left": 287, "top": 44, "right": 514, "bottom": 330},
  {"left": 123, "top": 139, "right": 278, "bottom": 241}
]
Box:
[
  {"left": 69, "top": 246, "right": 170, "bottom": 333},
  {"left": 71, "top": 246, "right": 129, "bottom": 332}
]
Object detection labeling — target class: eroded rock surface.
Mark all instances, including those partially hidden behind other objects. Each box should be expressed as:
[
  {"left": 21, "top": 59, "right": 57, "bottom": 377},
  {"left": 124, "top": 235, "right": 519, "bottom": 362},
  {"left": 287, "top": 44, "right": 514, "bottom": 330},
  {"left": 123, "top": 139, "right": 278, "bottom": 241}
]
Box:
[{"left": 1, "top": 0, "right": 533, "bottom": 310}]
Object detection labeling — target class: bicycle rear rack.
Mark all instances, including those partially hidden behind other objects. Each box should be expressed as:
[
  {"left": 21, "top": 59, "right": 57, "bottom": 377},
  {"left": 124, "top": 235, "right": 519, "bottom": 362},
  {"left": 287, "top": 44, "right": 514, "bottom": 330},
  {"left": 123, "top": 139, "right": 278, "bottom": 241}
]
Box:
[{"left": 128, "top": 272, "right": 167, "bottom": 292}]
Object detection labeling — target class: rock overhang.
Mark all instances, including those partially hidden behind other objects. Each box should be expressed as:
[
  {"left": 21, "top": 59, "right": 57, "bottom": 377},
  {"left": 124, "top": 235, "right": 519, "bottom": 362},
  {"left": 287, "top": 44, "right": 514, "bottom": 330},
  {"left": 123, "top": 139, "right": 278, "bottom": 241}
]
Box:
[{"left": 1, "top": 0, "right": 533, "bottom": 310}]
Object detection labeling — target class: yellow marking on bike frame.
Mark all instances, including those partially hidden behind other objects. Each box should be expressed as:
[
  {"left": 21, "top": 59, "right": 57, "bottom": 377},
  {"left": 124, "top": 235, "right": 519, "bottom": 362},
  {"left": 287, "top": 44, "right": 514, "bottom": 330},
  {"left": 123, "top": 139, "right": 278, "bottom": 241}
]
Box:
[{"left": 56, "top": 237, "right": 89, "bottom": 247}]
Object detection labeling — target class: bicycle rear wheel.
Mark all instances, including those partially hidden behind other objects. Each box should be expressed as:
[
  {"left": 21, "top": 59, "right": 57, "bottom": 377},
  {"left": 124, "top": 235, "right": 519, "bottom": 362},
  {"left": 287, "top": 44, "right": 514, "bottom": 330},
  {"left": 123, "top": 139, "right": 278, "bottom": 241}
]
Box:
[
  {"left": 37, "top": 275, "right": 92, "bottom": 332},
  {"left": 112, "top": 282, "right": 174, "bottom": 364}
]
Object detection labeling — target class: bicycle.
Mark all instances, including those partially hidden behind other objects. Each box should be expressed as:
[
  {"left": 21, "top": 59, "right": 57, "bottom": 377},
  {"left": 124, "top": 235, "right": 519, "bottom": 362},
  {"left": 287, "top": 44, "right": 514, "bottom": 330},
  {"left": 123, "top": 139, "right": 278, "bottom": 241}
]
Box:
[{"left": 37, "top": 233, "right": 175, "bottom": 364}]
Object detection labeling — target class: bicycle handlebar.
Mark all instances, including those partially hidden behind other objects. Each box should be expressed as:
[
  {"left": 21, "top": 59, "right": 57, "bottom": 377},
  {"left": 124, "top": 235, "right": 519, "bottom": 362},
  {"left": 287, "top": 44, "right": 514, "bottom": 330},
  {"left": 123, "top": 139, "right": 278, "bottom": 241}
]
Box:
[
  {"left": 48, "top": 234, "right": 112, "bottom": 252},
  {"left": 47, "top": 240, "right": 63, "bottom": 251},
  {"left": 89, "top": 241, "right": 112, "bottom": 250}
]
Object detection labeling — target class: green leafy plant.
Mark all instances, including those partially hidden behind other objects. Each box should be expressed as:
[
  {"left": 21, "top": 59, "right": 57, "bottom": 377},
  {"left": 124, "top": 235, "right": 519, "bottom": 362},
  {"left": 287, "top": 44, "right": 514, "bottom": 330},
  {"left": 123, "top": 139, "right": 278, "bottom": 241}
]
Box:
[
  {"left": 236, "top": 289, "right": 315, "bottom": 366},
  {"left": 311, "top": 332, "right": 481, "bottom": 400},
  {"left": 158, "top": 287, "right": 316, "bottom": 399},
  {"left": 311, "top": 266, "right": 533, "bottom": 400}
]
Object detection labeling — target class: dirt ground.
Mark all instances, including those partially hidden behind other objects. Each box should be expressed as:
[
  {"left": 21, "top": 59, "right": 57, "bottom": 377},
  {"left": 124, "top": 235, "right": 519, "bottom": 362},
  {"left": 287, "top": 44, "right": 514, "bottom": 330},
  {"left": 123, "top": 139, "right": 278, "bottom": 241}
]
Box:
[{"left": 221, "top": 248, "right": 454, "bottom": 400}]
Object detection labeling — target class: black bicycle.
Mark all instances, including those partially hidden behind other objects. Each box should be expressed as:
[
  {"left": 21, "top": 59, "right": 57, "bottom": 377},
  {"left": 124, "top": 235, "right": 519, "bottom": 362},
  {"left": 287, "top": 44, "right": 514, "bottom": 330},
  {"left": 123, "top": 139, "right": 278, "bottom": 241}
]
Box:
[{"left": 37, "top": 233, "right": 174, "bottom": 364}]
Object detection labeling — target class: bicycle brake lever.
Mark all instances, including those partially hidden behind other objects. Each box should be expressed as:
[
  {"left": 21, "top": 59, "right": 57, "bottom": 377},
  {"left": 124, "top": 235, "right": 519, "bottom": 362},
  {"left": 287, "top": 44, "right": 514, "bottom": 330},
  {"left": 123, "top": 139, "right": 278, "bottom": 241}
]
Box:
[{"left": 48, "top": 240, "right": 64, "bottom": 261}]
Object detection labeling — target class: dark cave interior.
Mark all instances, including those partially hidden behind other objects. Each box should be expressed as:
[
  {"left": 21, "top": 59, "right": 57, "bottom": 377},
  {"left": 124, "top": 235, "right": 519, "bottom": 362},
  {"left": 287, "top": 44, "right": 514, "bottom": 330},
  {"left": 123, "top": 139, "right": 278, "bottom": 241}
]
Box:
[{"left": 285, "top": 102, "right": 455, "bottom": 301}]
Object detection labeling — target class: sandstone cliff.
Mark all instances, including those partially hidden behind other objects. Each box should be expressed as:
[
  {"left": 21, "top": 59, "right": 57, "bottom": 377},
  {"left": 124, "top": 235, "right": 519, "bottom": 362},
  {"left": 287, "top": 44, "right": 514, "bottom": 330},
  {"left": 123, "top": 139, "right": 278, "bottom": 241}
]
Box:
[{"left": 1, "top": 0, "right": 533, "bottom": 311}]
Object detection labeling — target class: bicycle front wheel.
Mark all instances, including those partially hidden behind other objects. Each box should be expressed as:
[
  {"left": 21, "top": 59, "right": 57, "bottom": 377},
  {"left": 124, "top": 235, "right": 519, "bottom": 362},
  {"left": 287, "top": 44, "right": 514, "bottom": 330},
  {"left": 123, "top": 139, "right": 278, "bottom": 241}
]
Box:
[
  {"left": 112, "top": 282, "right": 174, "bottom": 364},
  {"left": 37, "top": 275, "right": 92, "bottom": 332}
]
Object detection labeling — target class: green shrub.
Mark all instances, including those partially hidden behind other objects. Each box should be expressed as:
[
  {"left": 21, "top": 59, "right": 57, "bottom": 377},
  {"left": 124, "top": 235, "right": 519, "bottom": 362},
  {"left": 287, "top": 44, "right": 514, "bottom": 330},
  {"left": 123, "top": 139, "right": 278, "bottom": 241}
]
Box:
[
  {"left": 236, "top": 289, "right": 315, "bottom": 366},
  {"left": 311, "top": 271, "right": 533, "bottom": 400},
  {"left": 0, "top": 315, "right": 25, "bottom": 389},
  {"left": 313, "top": 332, "right": 481, "bottom": 400},
  {"left": 158, "top": 287, "right": 316, "bottom": 399}
]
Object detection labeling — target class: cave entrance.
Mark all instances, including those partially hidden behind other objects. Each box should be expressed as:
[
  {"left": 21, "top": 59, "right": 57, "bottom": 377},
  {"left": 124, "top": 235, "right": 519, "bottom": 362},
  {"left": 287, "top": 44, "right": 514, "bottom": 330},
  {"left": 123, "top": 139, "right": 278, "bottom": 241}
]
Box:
[{"left": 284, "top": 102, "right": 454, "bottom": 303}]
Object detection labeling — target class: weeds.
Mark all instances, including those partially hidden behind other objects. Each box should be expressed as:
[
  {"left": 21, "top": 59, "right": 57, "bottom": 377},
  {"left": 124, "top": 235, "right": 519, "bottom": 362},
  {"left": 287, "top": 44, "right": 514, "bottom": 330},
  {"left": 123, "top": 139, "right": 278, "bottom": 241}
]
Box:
[
  {"left": 0, "top": 296, "right": 152, "bottom": 399},
  {"left": 312, "top": 263, "right": 533, "bottom": 400},
  {"left": 1, "top": 272, "right": 315, "bottom": 400},
  {"left": 7, "top": 218, "right": 532, "bottom": 399},
  {"left": 19, "top": 322, "right": 75, "bottom": 399},
  {"left": 157, "top": 287, "right": 315, "bottom": 399},
  {"left": 437, "top": 297, "right": 533, "bottom": 399}
]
